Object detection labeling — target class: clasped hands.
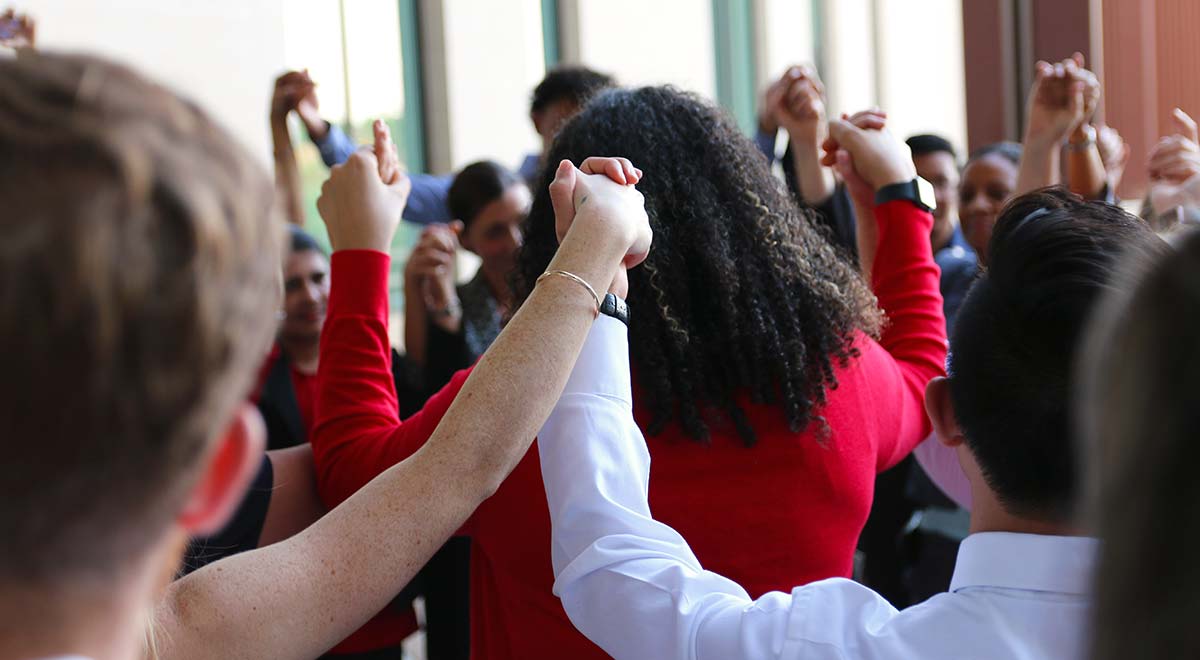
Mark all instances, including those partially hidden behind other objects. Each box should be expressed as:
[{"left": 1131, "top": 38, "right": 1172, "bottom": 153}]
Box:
[{"left": 316, "top": 123, "right": 651, "bottom": 287}]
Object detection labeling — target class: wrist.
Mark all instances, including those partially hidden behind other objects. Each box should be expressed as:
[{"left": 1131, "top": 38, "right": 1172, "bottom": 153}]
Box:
[{"left": 304, "top": 116, "right": 330, "bottom": 141}]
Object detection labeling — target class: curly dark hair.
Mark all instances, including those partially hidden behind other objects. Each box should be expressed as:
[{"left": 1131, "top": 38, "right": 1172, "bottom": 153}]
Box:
[{"left": 515, "top": 86, "right": 881, "bottom": 445}]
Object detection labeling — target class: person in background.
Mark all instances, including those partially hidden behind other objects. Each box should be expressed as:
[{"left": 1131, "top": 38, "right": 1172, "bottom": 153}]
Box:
[
  {"left": 0, "top": 50, "right": 651, "bottom": 660},
  {"left": 1082, "top": 228, "right": 1200, "bottom": 660},
  {"left": 403, "top": 161, "right": 529, "bottom": 391},
  {"left": 757, "top": 65, "right": 858, "bottom": 255},
  {"left": 538, "top": 185, "right": 1164, "bottom": 660},
  {"left": 0, "top": 8, "right": 35, "bottom": 52},
  {"left": 311, "top": 86, "right": 947, "bottom": 660},
  {"left": 958, "top": 142, "right": 1022, "bottom": 265},
  {"left": 273, "top": 69, "right": 454, "bottom": 225},
  {"left": 521, "top": 66, "right": 617, "bottom": 182}
]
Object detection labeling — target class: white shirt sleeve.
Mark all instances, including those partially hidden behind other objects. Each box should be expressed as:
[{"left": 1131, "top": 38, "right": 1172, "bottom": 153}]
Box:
[
  {"left": 537, "top": 317, "right": 902, "bottom": 660},
  {"left": 912, "top": 433, "right": 973, "bottom": 510}
]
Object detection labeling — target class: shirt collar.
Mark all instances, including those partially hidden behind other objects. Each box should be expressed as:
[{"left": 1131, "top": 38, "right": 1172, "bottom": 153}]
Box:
[{"left": 950, "top": 532, "right": 1099, "bottom": 595}]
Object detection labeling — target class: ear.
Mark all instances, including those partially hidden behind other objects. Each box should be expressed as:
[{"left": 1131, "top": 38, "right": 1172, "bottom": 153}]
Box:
[
  {"left": 177, "top": 403, "right": 267, "bottom": 537},
  {"left": 925, "top": 377, "right": 965, "bottom": 448}
]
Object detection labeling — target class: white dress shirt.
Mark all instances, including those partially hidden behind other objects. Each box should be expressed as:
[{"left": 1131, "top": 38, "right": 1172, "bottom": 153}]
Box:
[{"left": 538, "top": 316, "right": 1098, "bottom": 660}]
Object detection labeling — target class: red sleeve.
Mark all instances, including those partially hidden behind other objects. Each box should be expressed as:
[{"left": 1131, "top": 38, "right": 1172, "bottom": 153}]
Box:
[
  {"left": 868, "top": 200, "right": 948, "bottom": 471},
  {"left": 312, "top": 249, "right": 471, "bottom": 508}
]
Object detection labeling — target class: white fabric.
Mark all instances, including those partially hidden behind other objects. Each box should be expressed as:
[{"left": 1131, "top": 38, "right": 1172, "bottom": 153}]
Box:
[{"left": 538, "top": 319, "right": 1097, "bottom": 660}]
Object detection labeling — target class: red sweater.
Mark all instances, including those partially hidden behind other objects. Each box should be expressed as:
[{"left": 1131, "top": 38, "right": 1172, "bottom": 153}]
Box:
[{"left": 314, "top": 200, "right": 946, "bottom": 659}]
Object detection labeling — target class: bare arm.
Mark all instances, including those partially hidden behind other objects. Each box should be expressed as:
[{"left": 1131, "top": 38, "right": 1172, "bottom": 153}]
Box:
[
  {"left": 151, "top": 153, "right": 650, "bottom": 660},
  {"left": 256, "top": 444, "right": 326, "bottom": 547},
  {"left": 1017, "top": 54, "right": 1099, "bottom": 195},
  {"left": 270, "top": 73, "right": 308, "bottom": 226},
  {"left": 1065, "top": 125, "right": 1108, "bottom": 199}
]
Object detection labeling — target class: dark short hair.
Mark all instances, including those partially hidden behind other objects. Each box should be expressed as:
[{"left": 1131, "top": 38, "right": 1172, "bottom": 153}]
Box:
[
  {"left": 967, "top": 141, "right": 1022, "bottom": 167},
  {"left": 289, "top": 224, "right": 325, "bottom": 255},
  {"left": 448, "top": 160, "right": 523, "bottom": 228},
  {"left": 948, "top": 188, "right": 1162, "bottom": 522},
  {"left": 0, "top": 54, "right": 280, "bottom": 584},
  {"left": 530, "top": 66, "right": 615, "bottom": 115},
  {"left": 906, "top": 134, "right": 957, "bottom": 160}
]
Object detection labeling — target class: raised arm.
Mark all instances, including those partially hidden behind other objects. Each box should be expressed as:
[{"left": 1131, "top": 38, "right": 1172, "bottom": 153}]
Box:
[
  {"left": 540, "top": 316, "right": 901, "bottom": 660},
  {"left": 823, "top": 116, "right": 948, "bottom": 469},
  {"left": 270, "top": 72, "right": 309, "bottom": 226},
  {"left": 1017, "top": 54, "right": 1099, "bottom": 195},
  {"left": 777, "top": 65, "right": 837, "bottom": 206},
  {"left": 153, "top": 147, "right": 651, "bottom": 660}
]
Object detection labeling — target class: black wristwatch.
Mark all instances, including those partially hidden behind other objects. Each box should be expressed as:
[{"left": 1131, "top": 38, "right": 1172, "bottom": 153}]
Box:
[
  {"left": 875, "top": 178, "right": 936, "bottom": 213},
  {"left": 599, "top": 293, "right": 629, "bottom": 326}
]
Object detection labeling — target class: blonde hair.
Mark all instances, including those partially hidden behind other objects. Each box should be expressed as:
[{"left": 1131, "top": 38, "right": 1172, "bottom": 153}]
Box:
[{"left": 0, "top": 52, "right": 281, "bottom": 585}]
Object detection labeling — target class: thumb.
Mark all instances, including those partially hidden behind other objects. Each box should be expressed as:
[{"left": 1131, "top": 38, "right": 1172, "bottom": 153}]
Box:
[
  {"left": 549, "top": 160, "right": 578, "bottom": 228},
  {"left": 826, "top": 119, "right": 861, "bottom": 151},
  {"left": 1173, "top": 107, "right": 1198, "bottom": 143}
]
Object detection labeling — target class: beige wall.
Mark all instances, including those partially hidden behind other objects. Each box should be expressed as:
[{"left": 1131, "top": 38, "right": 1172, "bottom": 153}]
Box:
[
  {"left": 754, "top": 0, "right": 817, "bottom": 88},
  {"left": 26, "top": 0, "right": 287, "bottom": 165}
]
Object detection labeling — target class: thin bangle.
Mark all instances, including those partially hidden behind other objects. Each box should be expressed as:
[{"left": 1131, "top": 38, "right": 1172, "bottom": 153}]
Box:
[{"left": 537, "top": 270, "right": 601, "bottom": 318}]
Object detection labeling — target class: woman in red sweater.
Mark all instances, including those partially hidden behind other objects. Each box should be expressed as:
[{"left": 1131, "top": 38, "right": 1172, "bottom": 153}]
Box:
[{"left": 313, "top": 87, "right": 946, "bottom": 659}]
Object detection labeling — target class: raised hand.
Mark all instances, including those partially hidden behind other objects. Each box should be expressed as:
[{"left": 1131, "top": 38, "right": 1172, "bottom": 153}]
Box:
[
  {"left": 0, "top": 10, "right": 35, "bottom": 50},
  {"left": 773, "top": 65, "right": 828, "bottom": 147},
  {"left": 1096, "top": 124, "right": 1130, "bottom": 189},
  {"left": 1149, "top": 109, "right": 1200, "bottom": 185},
  {"left": 820, "top": 111, "right": 914, "bottom": 192},
  {"left": 548, "top": 158, "right": 650, "bottom": 270},
  {"left": 316, "top": 121, "right": 412, "bottom": 252},
  {"left": 404, "top": 223, "right": 463, "bottom": 329},
  {"left": 271, "top": 71, "right": 312, "bottom": 121},
  {"left": 1024, "top": 53, "right": 1099, "bottom": 150}
]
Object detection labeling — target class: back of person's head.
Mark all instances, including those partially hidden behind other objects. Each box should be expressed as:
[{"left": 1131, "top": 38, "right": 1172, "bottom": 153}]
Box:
[
  {"left": 967, "top": 141, "right": 1022, "bottom": 167},
  {"left": 530, "top": 66, "right": 615, "bottom": 116},
  {"left": 946, "top": 188, "right": 1162, "bottom": 522},
  {"left": 906, "top": 134, "right": 957, "bottom": 159},
  {"left": 1081, "top": 229, "right": 1200, "bottom": 660},
  {"left": 0, "top": 53, "right": 280, "bottom": 588},
  {"left": 449, "top": 160, "right": 524, "bottom": 229},
  {"left": 517, "top": 85, "right": 879, "bottom": 445},
  {"left": 289, "top": 224, "right": 325, "bottom": 255}
]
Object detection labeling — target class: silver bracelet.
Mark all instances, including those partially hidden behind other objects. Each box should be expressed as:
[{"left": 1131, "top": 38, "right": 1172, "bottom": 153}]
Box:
[{"left": 537, "top": 270, "right": 601, "bottom": 317}]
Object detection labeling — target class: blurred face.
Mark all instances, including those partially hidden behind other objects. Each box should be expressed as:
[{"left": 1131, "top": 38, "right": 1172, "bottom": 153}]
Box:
[
  {"left": 462, "top": 184, "right": 531, "bottom": 276},
  {"left": 532, "top": 99, "right": 581, "bottom": 156},
  {"left": 281, "top": 249, "right": 329, "bottom": 339},
  {"left": 959, "top": 154, "right": 1018, "bottom": 264},
  {"left": 913, "top": 151, "right": 960, "bottom": 251}
]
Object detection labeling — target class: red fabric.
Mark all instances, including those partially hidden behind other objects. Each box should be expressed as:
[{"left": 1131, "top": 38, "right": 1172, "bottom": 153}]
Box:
[
  {"left": 313, "top": 201, "right": 946, "bottom": 660},
  {"left": 255, "top": 342, "right": 419, "bottom": 654}
]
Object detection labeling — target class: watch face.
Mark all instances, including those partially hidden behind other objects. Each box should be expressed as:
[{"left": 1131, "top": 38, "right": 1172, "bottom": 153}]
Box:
[{"left": 915, "top": 176, "right": 938, "bottom": 211}]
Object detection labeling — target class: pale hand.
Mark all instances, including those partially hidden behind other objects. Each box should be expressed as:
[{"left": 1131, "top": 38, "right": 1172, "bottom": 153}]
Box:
[
  {"left": 548, "top": 158, "right": 651, "bottom": 270},
  {"left": 1025, "top": 53, "right": 1099, "bottom": 149},
  {"left": 0, "top": 10, "right": 35, "bottom": 50},
  {"left": 821, "top": 111, "right": 914, "bottom": 191},
  {"left": 773, "top": 65, "right": 827, "bottom": 147},
  {"left": 404, "top": 224, "right": 461, "bottom": 315},
  {"left": 317, "top": 121, "right": 411, "bottom": 252}
]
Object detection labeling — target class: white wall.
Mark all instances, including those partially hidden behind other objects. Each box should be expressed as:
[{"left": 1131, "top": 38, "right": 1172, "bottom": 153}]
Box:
[
  {"left": 26, "top": 0, "right": 287, "bottom": 165},
  {"left": 561, "top": 0, "right": 716, "bottom": 99},
  {"left": 755, "top": 0, "right": 817, "bottom": 88},
  {"left": 438, "top": 0, "right": 545, "bottom": 172}
]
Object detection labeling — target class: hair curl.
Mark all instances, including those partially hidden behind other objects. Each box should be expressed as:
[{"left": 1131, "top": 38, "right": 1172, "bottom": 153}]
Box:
[{"left": 516, "top": 86, "right": 880, "bottom": 445}]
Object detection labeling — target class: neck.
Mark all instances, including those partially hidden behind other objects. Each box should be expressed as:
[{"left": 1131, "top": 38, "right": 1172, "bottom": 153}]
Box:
[
  {"left": 0, "top": 573, "right": 157, "bottom": 660},
  {"left": 279, "top": 333, "right": 321, "bottom": 374},
  {"left": 966, "top": 474, "right": 1079, "bottom": 537}
]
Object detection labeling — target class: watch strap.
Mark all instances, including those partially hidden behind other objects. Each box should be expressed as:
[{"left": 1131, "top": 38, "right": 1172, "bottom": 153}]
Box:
[{"left": 599, "top": 293, "right": 629, "bottom": 326}]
